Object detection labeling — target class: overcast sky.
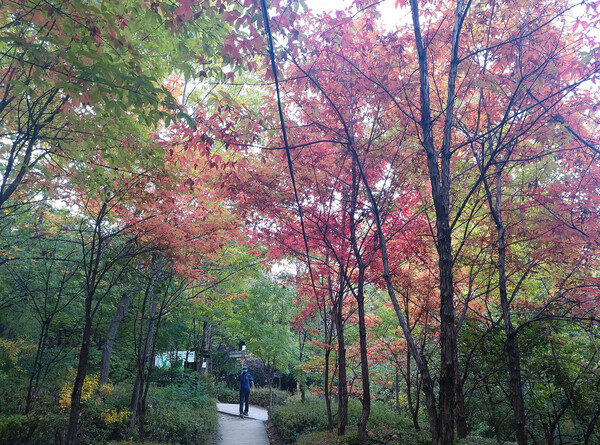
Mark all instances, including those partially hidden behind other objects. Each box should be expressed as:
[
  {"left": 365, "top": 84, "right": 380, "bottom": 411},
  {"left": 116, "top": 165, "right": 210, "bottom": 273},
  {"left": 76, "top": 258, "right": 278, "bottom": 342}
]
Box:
[{"left": 305, "top": 0, "right": 409, "bottom": 29}]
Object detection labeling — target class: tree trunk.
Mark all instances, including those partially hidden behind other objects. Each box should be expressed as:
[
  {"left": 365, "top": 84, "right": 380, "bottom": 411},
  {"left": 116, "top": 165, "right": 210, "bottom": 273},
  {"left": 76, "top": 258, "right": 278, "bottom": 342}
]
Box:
[
  {"left": 584, "top": 408, "right": 600, "bottom": 445},
  {"left": 455, "top": 359, "right": 468, "bottom": 438},
  {"left": 355, "top": 269, "right": 371, "bottom": 445},
  {"left": 406, "top": 0, "right": 470, "bottom": 441},
  {"left": 65, "top": 311, "right": 92, "bottom": 445},
  {"left": 500, "top": 229, "right": 527, "bottom": 445},
  {"left": 437, "top": 215, "right": 457, "bottom": 445},
  {"left": 267, "top": 363, "right": 274, "bottom": 420},
  {"left": 346, "top": 142, "right": 440, "bottom": 444},
  {"left": 395, "top": 368, "right": 400, "bottom": 412},
  {"left": 130, "top": 259, "right": 162, "bottom": 434},
  {"left": 485, "top": 167, "right": 527, "bottom": 445},
  {"left": 406, "top": 350, "right": 421, "bottom": 430},
  {"left": 99, "top": 292, "right": 132, "bottom": 386},
  {"left": 26, "top": 321, "right": 50, "bottom": 413},
  {"left": 346, "top": 160, "right": 372, "bottom": 445},
  {"left": 324, "top": 342, "right": 334, "bottom": 432},
  {"left": 335, "top": 281, "right": 348, "bottom": 436}
]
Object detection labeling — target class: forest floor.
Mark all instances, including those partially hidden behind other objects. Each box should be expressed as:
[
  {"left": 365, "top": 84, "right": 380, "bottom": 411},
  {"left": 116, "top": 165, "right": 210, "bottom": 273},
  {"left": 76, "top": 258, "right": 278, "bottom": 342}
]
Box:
[{"left": 265, "top": 420, "right": 284, "bottom": 445}]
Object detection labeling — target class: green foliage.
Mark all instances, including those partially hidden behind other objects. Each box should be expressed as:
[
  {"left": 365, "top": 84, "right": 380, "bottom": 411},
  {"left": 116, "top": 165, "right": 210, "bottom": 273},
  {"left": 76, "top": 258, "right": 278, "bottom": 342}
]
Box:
[
  {"left": 228, "top": 275, "right": 298, "bottom": 371},
  {"left": 0, "top": 375, "right": 218, "bottom": 444},
  {"left": 0, "top": 413, "right": 67, "bottom": 445},
  {"left": 251, "top": 388, "right": 292, "bottom": 408},
  {"left": 77, "top": 384, "right": 132, "bottom": 444},
  {"left": 272, "top": 399, "right": 328, "bottom": 442},
  {"left": 142, "top": 384, "right": 218, "bottom": 445},
  {"left": 272, "top": 398, "right": 429, "bottom": 444},
  {"left": 296, "top": 430, "right": 351, "bottom": 445},
  {"left": 456, "top": 438, "right": 516, "bottom": 445},
  {"left": 77, "top": 378, "right": 218, "bottom": 445},
  {"left": 215, "top": 383, "right": 238, "bottom": 404},
  {"left": 214, "top": 382, "right": 290, "bottom": 408}
]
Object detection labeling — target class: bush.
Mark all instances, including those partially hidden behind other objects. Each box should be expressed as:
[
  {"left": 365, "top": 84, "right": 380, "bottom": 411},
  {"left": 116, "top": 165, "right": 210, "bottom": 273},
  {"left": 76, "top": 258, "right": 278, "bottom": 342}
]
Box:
[
  {"left": 76, "top": 376, "right": 218, "bottom": 445},
  {"left": 251, "top": 387, "right": 291, "bottom": 408},
  {"left": 297, "top": 430, "right": 350, "bottom": 445},
  {"left": 78, "top": 383, "right": 132, "bottom": 444},
  {"left": 143, "top": 384, "right": 218, "bottom": 445},
  {"left": 273, "top": 399, "right": 429, "bottom": 444},
  {"left": 215, "top": 381, "right": 290, "bottom": 407},
  {"left": 272, "top": 399, "right": 329, "bottom": 441},
  {"left": 0, "top": 413, "right": 67, "bottom": 444},
  {"left": 456, "top": 437, "right": 517, "bottom": 445},
  {"left": 215, "top": 382, "right": 238, "bottom": 404}
]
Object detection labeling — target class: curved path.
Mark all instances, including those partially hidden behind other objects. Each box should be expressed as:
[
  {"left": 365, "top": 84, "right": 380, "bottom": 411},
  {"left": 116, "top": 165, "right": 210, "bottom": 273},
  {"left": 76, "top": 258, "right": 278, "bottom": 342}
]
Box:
[{"left": 216, "top": 403, "right": 269, "bottom": 445}]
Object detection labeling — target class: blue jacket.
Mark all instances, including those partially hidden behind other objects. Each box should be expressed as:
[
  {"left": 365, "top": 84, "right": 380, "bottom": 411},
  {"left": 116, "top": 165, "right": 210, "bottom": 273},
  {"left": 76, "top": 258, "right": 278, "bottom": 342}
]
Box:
[{"left": 237, "top": 372, "right": 253, "bottom": 391}]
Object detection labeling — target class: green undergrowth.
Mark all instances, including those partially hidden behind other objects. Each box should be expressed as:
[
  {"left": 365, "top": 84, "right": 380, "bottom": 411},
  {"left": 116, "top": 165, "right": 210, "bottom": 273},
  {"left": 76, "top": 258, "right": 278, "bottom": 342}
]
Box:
[
  {"left": 273, "top": 398, "right": 518, "bottom": 445},
  {"left": 0, "top": 372, "right": 218, "bottom": 445},
  {"left": 272, "top": 398, "right": 429, "bottom": 444},
  {"left": 215, "top": 382, "right": 291, "bottom": 408}
]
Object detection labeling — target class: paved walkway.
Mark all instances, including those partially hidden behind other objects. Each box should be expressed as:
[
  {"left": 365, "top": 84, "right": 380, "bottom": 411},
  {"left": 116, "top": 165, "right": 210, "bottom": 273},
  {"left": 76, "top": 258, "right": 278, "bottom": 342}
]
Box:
[{"left": 216, "top": 403, "right": 269, "bottom": 445}]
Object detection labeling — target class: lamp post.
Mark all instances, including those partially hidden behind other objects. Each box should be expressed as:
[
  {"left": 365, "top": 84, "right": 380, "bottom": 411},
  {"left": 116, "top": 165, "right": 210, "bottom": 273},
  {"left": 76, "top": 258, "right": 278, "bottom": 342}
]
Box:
[{"left": 241, "top": 343, "right": 246, "bottom": 368}]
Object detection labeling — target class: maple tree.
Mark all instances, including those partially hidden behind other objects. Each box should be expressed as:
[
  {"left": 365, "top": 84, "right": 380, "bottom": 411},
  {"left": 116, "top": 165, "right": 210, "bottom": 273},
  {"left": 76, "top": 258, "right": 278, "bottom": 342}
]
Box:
[
  {"left": 1, "top": 0, "right": 600, "bottom": 443},
  {"left": 241, "top": 0, "right": 600, "bottom": 443}
]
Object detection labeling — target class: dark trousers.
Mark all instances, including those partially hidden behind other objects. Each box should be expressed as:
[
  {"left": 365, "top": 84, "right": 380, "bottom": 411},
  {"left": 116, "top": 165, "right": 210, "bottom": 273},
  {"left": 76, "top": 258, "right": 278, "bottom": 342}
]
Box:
[{"left": 239, "top": 389, "right": 250, "bottom": 414}]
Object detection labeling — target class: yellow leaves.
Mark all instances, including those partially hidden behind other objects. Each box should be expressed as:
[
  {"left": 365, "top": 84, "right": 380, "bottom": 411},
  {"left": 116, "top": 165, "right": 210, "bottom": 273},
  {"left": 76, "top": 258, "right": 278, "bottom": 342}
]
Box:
[
  {"left": 0, "top": 249, "right": 15, "bottom": 260},
  {"left": 0, "top": 338, "right": 34, "bottom": 371},
  {"left": 101, "top": 408, "right": 131, "bottom": 424},
  {"left": 59, "top": 371, "right": 99, "bottom": 410}
]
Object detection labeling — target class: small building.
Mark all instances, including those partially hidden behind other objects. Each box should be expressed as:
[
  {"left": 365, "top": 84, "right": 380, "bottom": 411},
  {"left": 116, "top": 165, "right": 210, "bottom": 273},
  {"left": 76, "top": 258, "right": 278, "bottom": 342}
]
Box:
[{"left": 154, "top": 350, "right": 195, "bottom": 369}]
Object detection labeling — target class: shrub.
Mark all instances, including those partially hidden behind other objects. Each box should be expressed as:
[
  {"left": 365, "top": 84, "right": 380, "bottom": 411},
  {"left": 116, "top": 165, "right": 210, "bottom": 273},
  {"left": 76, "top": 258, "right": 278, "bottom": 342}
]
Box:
[
  {"left": 78, "top": 383, "right": 132, "bottom": 444},
  {"left": 251, "top": 387, "right": 291, "bottom": 408},
  {"left": 215, "top": 382, "right": 238, "bottom": 404},
  {"left": 456, "top": 437, "right": 517, "bottom": 445},
  {"left": 143, "top": 383, "right": 218, "bottom": 445},
  {"left": 215, "top": 380, "right": 290, "bottom": 408},
  {"left": 297, "top": 430, "right": 350, "bottom": 445},
  {"left": 272, "top": 399, "right": 329, "bottom": 441},
  {"left": 0, "top": 413, "right": 67, "bottom": 444},
  {"left": 76, "top": 376, "right": 218, "bottom": 445},
  {"left": 273, "top": 399, "right": 429, "bottom": 444}
]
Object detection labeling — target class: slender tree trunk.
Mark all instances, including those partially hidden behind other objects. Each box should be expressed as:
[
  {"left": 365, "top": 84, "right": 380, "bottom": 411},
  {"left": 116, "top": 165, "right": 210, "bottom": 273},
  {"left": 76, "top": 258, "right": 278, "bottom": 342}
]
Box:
[
  {"left": 406, "top": 350, "right": 421, "bottom": 430},
  {"left": 298, "top": 330, "right": 307, "bottom": 403},
  {"left": 499, "top": 226, "right": 527, "bottom": 445},
  {"left": 484, "top": 167, "right": 527, "bottom": 445},
  {"left": 455, "top": 359, "right": 468, "bottom": 438},
  {"left": 406, "top": 0, "right": 470, "bottom": 440},
  {"left": 65, "top": 311, "right": 92, "bottom": 445},
  {"left": 131, "top": 294, "right": 158, "bottom": 438},
  {"left": 26, "top": 322, "right": 50, "bottom": 413},
  {"left": 130, "top": 260, "right": 162, "bottom": 434},
  {"left": 395, "top": 368, "right": 400, "bottom": 412},
  {"left": 437, "top": 215, "right": 457, "bottom": 445},
  {"left": 201, "top": 322, "right": 212, "bottom": 374},
  {"left": 346, "top": 142, "right": 440, "bottom": 444},
  {"left": 267, "top": 363, "right": 274, "bottom": 420},
  {"left": 544, "top": 423, "right": 553, "bottom": 445},
  {"left": 584, "top": 408, "right": 600, "bottom": 445},
  {"left": 335, "top": 281, "right": 348, "bottom": 436},
  {"left": 348, "top": 162, "right": 371, "bottom": 445},
  {"left": 355, "top": 270, "right": 371, "bottom": 445},
  {"left": 99, "top": 292, "right": 132, "bottom": 386},
  {"left": 324, "top": 342, "right": 334, "bottom": 432}
]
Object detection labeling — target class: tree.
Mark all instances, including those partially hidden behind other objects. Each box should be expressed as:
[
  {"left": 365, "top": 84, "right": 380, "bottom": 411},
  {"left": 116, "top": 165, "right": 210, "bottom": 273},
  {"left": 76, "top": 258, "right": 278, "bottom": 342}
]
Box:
[
  {"left": 231, "top": 274, "right": 296, "bottom": 419},
  {"left": 246, "top": 0, "right": 600, "bottom": 443}
]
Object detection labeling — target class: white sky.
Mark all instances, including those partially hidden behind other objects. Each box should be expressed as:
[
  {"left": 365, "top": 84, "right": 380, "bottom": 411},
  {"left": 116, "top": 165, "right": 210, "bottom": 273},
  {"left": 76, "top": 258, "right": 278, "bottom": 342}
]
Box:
[{"left": 305, "top": 0, "right": 409, "bottom": 29}]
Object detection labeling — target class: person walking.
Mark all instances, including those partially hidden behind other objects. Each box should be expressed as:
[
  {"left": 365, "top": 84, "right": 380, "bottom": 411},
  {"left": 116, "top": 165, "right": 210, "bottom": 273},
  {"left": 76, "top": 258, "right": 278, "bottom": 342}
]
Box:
[{"left": 237, "top": 366, "right": 254, "bottom": 417}]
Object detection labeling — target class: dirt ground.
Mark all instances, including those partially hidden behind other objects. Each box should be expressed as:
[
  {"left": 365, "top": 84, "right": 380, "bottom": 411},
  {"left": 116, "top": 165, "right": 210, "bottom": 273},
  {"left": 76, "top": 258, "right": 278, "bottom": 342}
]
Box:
[{"left": 265, "top": 421, "right": 284, "bottom": 445}]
